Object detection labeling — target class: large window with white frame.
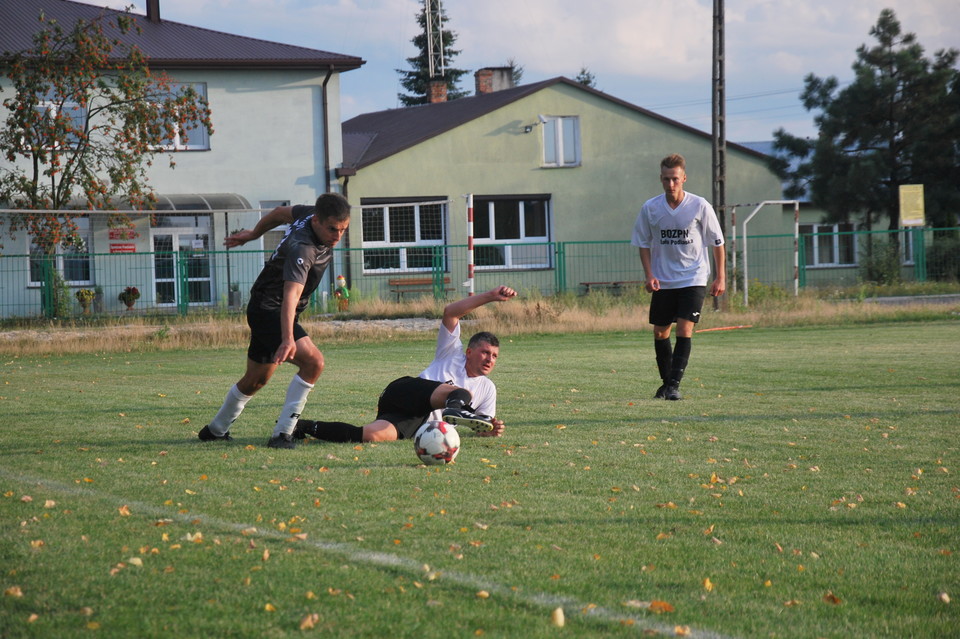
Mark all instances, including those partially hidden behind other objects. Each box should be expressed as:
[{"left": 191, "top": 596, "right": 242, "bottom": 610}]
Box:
[
  {"left": 360, "top": 199, "right": 447, "bottom": 272},
  {"left": 28, "top": 216, "right": 92, "bottom": 286},
  {"left": 473, "top": 196, "right": 551, "bottom": 269},
  {"left": 541, "top": 115, "right": 581, "bottom": 167},
  {"left": 800, "top": 222, "right": 856, "bottom": 267},
  {"left": 154, "top": 82, "right": 211, "bottom": 151}
]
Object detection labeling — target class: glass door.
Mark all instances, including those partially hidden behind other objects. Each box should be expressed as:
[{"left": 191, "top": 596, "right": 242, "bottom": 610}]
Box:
[{"left": 153, "top": 230, "right": 213, "bottom": 308}]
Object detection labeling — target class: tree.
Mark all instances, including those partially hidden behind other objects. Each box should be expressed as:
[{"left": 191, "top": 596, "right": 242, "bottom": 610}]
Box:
[
  {"left": 770, "top": 9, "right": 960, "bottom": 232},
  {"left": 0, "top": 7, "right": 214, "bottom": 254},
  {"left": 574, "top": 66, "right": 597, "bottom": 89},
  {"left": 396, "top": 0, "right": 470, "bottom": 106},
  {"left": 506, "top": 57, "right": 524, "bottom": 86}
]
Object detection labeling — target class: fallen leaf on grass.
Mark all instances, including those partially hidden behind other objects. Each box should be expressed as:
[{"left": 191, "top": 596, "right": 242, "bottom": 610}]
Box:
[
  {"left": 300, "top": 613, "right": 319, "bottom": 629},
  {"left": 118, "top": 505, "right": 131, "bottom": 516},
  {"left": 649, "top": 600, "right": 675, "bottom": 614},
  {"left": 823, "top": 592, "right": 842, "bottom": 605},
  {"left": 5, "top": 586, "right": 23, "bottom": 598}
]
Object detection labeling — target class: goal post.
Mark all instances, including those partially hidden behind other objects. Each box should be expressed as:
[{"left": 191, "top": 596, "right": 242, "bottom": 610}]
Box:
[{"left": 730, "top": 200, "right": 799, "bottom": 307}]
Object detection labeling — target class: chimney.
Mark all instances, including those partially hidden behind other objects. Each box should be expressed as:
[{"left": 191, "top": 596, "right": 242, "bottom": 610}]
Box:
[
  {"left": 474, "top": 67, "right": 515, "bottom": 95},
  {"left": 429, "top": 79, "right": 448, "bottom": 104},
  {"left": 146, "top": 0, "right": 161, "bottom": 23}
]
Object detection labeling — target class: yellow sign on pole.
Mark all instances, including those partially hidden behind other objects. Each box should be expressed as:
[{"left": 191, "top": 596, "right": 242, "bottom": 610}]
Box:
[{"left": 899, "top": 184, "right": 925, "bottom": 227}]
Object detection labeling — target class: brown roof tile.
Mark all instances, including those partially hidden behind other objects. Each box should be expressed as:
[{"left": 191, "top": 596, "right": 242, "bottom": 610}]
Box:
[{"left": 0, "top": 0, "right": 364, "bottom": 71}]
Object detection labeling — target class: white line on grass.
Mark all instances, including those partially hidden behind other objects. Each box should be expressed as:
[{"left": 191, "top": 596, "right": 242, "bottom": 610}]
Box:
[{"left": 3, "top": 469, "right": 738, "bottom": 639}]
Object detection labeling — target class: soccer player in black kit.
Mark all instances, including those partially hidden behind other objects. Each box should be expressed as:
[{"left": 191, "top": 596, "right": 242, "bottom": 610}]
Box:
[{"left": 198, "top": 193, "right": 350, "bottom": 449}]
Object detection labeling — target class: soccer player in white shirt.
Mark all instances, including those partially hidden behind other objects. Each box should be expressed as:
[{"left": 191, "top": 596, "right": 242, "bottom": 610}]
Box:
[
  {"left": 295, "top": 286, "right": 517, "bottom": 442},
  {"left": 631, "top": 154, "right": 726, "bottom": 400}
]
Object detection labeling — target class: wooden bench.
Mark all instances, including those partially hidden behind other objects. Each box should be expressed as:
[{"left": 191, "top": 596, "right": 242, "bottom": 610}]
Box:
[
  {"left": 580, "top": 281, "right": 644, "bottom": 295},
  {"left": 388, "top": 276, "right": 453, "bottom": 301}
]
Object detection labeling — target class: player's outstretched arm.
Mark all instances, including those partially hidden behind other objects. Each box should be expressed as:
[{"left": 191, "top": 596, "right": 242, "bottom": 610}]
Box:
[
  {"left": 224, "top": 206, "right": 295, "bottom": 248},
  {"left": 442, "top": 285, "right": 517, "bottom": 332}
]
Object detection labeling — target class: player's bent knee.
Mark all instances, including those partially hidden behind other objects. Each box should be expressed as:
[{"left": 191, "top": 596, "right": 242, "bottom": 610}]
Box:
[{"left": 363, "top": 421, "right": 399, "bottom": 443}]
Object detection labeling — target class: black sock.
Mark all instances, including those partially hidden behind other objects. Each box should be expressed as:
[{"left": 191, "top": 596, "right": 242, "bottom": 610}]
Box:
[
  {"left": 654, "top": 338, "right": 673, "bottom": 383},
  {"left": 444, "top": 388, "right": 472, "bottom": 411},
  {"left": 670, "top": 337, "right": 691, "bottom": 385},
  {"left": 306, "top": 420, "right": 363, "bottom": 443}
]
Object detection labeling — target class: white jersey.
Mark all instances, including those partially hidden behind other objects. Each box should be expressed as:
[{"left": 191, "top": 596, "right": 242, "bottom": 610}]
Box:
[
  {"left": 419, "top": 322, "right": 497, "bottom": 422},
  {"left": 631, "top": 191, "right": 724, "bottom": 288}
]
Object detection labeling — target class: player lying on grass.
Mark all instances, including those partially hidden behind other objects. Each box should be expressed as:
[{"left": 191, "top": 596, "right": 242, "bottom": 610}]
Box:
[{"left": 295, "top": 285, "right": 517, "bottom": 443}]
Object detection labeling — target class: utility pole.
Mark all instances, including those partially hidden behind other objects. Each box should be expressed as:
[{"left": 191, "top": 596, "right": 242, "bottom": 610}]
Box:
[
  {"left": 712, "top": 0, "right": 726, "bottom": 232},
  {"left": 712, "top": 0, "right": 726, "bottom": 308}
]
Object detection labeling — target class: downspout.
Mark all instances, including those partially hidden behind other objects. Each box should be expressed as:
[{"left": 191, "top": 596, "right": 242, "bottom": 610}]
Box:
[
  {"left": 321, "top": 65, "right": 338, "bottom": 305},
  {"left": 321, "top": 65, "right": 334, "bottom": 194}
]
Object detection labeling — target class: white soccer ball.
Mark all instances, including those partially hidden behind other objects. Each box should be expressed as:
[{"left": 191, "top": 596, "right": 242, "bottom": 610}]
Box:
[{"left": 413, "top": 420, "right": 460, "bottom": 465}]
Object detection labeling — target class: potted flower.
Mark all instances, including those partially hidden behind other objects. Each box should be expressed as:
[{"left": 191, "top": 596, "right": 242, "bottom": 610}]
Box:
[
  {"left": 118, "top": 286, "right": 140, "bottom": 309},
  {"left": 75, "top": 288, "right": 96, "bottom": 314}
]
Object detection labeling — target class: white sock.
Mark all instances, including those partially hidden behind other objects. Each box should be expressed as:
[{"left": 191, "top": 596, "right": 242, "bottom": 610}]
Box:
[
  {"left": 273, "top": 375, "right": 315, "bottom": 436},
  {"left": 209, "top": 384, "right": 253, "bottom": 435}
]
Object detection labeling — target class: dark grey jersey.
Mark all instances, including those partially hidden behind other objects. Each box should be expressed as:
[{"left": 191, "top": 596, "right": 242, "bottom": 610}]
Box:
[{"left": 249, "top": 205, "right": 333, "bottom": 313}]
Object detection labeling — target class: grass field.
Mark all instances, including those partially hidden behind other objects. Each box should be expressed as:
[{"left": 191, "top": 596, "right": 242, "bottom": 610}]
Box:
[{"left": 1, "top": 320, "right": 958, "bottom": 638}]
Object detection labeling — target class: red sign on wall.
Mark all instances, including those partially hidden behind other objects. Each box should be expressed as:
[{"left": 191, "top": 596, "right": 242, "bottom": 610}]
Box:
[
  {"left": 109, "top": 243, "right": 136, "bottom": 254},
  {"left": 109, "top": 228, "right": 137, "bottom": 240}
]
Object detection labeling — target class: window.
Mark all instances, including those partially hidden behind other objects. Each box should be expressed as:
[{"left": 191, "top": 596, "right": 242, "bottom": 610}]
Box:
[
  {"left": 900, "top": 228, "right": 918, "bottom": 265},
  {"left": 26, "top": 90, "right": 87, "bottom": 151},
  {"left": 154, "top": 82, "right": 210, "bottom": 151},
  {"left": 259, "top": 200, "right": 292, "bottom": 256},
  {"left": 473, "top": 196, "right": 551, "bottom": 269},
  {"left": 800, "top": 223, "right": 856, "bottom": 267},
  {"left": 360, "top": 200, "right": 447, "bottom": 272},
  {"left": 29, "top": 216, "right": 92, "bottom": 285},
  {"left": 541, "top": 116, "right": 581, "bottom": 167}
]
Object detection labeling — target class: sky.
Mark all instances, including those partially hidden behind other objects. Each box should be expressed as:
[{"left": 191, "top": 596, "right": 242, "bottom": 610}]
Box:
[{"left": 92, "top": 0, "right": 958, "bottom": 143}]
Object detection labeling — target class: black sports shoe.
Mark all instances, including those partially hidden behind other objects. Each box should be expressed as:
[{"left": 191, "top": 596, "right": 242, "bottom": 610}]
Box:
[
  {"left": 663, "top": 384, "right": 682, "bottom": 401},
  {"left": 198, "top": 424, "right": 232, "bottom": 441},
  {"left": 442, "top": 406, "right": 494, "bottom": 434},
  {"left": 266, "top": 432, "right": 297, "bottom": 449},
  {"left": 292, "top": 419, "right": 314, "bottom": 440},
  {"left": 654, "top": 384, "right": 667, "bottom": 399}
]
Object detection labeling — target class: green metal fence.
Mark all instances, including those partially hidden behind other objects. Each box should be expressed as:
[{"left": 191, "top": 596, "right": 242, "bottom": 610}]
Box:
[{"left": 2, "top": 227, "right": 957, "bottom": 319}]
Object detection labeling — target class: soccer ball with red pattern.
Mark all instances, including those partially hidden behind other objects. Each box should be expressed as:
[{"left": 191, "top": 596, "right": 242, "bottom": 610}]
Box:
[{"left": 413, "top": 420, "right": 460, "bottom": 465}]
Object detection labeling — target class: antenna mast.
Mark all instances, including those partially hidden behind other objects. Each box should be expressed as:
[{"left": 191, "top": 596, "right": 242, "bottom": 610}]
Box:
[{"left": 425, "top": 0, "right": 445, "bottom": 78}]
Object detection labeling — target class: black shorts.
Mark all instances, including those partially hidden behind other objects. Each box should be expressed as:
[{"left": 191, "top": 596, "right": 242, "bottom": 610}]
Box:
[
  {"left": 649, "top": 286, "right": 707, "bottom": 327},
  {"left": 377, "top": 376, "right": 446, "bottom": 440},
  {"left": 246, "top": 306, "right": 308, "bottom": 364}
]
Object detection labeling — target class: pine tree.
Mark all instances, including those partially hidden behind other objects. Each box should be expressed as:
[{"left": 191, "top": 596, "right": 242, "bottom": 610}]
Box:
[
  {"left": 396, "top": 1, "right": 470, "bottom": 106},
  {"left": 575, "top": 67, "right": 597, "bottom": 88}
]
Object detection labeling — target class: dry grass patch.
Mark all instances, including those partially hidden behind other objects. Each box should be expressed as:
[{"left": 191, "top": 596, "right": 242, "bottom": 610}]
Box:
[{"left": 0, "top": 291, "right": 956, "bottom": 356}]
